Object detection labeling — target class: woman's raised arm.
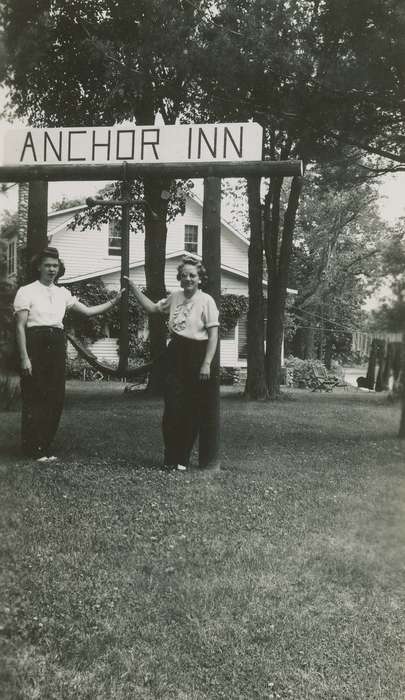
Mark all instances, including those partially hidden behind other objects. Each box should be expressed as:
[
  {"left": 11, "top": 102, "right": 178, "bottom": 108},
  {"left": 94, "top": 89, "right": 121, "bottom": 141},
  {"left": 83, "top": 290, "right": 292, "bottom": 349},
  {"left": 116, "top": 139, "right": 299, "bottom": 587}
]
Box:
[
  {"left": 71, "top": 289, "right": 123, "bottom": 317},
  {"left": 124, "top": 277, "right": 162, "bottom": 315}
]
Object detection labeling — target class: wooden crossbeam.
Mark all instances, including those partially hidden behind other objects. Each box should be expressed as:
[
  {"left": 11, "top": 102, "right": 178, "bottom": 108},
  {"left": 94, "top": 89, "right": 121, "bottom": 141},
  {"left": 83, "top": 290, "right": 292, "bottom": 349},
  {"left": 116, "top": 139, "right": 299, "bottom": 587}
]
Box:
[{"left": 0, "top": 159, "right": 303, "bottom": 182}]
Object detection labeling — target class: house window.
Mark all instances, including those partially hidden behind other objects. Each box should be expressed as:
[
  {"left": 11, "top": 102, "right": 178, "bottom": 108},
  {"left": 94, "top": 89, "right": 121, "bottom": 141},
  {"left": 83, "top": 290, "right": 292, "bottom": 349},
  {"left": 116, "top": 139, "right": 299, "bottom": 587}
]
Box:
[
  {"left": 108, "top": 220, "right": 121, "bottom": 256},
  {"left": 7, "top": 239, "right": 17, "bottom": 276},
  {"left": 184, "top": 225, "right": 198, "bottom": 254}
]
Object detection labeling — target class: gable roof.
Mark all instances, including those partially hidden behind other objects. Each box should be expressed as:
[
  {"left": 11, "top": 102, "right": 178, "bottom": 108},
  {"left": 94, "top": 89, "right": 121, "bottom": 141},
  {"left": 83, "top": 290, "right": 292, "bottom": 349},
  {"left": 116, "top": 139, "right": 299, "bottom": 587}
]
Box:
[
  {"left": 47, "top": 190, "right": 250, "bottom": 246},
  {"left": 48, "top": 203, "right": 87, "bottom": 219},
  {"left": 60, "top": 248, "right": 297, "bottom": 295},
  {"left": 60, "top": 249, "right": 247, "bottom": 284},
  {"left": 189, "top": 191, "right": 250, "bottom": 246}
]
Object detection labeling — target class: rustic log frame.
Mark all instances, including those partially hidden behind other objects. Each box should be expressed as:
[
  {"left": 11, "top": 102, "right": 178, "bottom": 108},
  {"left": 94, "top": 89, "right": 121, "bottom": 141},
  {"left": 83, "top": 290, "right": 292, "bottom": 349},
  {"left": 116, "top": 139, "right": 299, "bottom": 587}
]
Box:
[{"left": 0, "top": 158, "right": 303, "bottom": 467}]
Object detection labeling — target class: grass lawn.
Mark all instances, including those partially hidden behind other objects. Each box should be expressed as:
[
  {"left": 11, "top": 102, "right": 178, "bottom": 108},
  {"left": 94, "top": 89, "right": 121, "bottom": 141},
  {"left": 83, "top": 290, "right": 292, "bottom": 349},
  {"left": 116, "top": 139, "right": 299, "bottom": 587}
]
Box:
[{"left": 1, "top": 381, "right": 405, "bottom": 699}]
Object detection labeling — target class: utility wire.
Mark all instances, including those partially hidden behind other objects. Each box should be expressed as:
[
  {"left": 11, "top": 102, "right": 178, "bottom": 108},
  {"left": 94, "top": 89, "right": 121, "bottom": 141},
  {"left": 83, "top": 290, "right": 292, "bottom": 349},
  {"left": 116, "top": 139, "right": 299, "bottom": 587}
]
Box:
[
  {"left": 293, "top": 307, "right": 370, "bottom": 335},
  {"left": 0, "top": 183, "right": 18, "bottom": 194}
]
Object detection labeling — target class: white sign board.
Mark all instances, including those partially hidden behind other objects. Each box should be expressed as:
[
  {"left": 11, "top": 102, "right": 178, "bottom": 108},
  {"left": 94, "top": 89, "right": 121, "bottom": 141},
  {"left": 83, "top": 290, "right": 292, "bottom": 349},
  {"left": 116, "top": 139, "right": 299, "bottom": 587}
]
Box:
[{"left": 2, "top": 122, "right": 263, "bottom": 166}]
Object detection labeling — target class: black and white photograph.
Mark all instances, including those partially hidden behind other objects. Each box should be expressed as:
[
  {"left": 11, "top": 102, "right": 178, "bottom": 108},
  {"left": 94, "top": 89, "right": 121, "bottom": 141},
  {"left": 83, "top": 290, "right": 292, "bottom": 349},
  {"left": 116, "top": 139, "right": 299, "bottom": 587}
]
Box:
[{"left": 0, "top": 2, "right": 404, "bottom": 698}]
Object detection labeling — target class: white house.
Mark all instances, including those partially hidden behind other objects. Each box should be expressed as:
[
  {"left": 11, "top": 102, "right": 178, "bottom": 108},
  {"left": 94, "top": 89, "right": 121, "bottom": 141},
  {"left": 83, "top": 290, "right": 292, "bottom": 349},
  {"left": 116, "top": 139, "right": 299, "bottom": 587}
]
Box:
[{"left": 47, "top": 191, "right": 262, "bottom": 368}]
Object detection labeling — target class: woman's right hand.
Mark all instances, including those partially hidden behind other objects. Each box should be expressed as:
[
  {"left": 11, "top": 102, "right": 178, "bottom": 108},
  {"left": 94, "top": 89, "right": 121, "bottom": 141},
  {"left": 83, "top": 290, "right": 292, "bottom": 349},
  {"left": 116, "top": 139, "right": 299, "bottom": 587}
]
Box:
[
  {"left": 21, "top": 357, "right": 32, "bottom": 375},
  {"left": 123, "top": 276, "right": 136, "bottom": 291}
]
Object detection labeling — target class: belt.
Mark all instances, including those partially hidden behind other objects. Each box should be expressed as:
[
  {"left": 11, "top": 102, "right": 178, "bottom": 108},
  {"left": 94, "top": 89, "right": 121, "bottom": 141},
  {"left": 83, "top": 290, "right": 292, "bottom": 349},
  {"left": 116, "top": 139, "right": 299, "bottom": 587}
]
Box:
[
  {"left": 27, "top": 326, "right": 64, "bottom": 334},
  {"left": 170, "top": 333, "right": 207, "bottom": 345}
]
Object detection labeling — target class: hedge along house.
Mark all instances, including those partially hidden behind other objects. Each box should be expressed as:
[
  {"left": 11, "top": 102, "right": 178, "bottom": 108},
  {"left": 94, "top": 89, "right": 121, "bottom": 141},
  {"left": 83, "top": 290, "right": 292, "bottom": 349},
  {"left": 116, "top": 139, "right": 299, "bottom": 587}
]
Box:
[{"left": 5, "top": 187, "right": 296, "bottom": 370}]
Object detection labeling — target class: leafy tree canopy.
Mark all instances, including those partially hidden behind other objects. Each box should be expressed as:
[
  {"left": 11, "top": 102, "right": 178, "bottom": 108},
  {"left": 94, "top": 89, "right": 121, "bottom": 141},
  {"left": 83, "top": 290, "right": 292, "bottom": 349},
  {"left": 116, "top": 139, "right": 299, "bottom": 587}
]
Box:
[
  {"left": 0, "top": 0, "right": 211, "bottom": 126},
  {"left": 286, "top": 164, "right": 389, "bottom": 357},
  {"left": 194, "top": 0, "right": 405, "bottom": 172},
  {"left": 68, "top": 179, "right": 193, "bottom": 235},
  {"left": 369, "top": 221, "right": 405, "bottom": 332}
]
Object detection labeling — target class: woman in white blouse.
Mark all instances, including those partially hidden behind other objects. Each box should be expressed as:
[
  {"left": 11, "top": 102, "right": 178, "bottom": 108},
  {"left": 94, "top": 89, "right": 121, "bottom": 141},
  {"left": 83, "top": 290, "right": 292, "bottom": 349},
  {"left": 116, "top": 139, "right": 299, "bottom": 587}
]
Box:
[
  {"left": 125, "top": 255, "right": 219, "bottom": 471},
  {"left": 14, "top": 247, "right": 122, "bottom": 461}
]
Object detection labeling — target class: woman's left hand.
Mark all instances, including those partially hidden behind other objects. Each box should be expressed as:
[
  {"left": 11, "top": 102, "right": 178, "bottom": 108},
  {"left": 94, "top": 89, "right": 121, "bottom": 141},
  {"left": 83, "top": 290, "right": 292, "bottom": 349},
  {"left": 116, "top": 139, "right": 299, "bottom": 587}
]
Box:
[
  {"left": 113, "top": 288, "right": 126, "bottom": 303},
  {"left": 200, "top": 362, "right": 211, "bottom": 381}
]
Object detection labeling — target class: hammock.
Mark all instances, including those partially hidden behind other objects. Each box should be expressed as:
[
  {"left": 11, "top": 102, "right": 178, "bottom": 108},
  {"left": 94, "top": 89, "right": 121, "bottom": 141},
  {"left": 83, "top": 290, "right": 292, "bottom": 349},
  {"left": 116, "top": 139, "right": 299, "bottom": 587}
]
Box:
[{"left": 66, "top": 333, "right": 153, "bottom": 380}]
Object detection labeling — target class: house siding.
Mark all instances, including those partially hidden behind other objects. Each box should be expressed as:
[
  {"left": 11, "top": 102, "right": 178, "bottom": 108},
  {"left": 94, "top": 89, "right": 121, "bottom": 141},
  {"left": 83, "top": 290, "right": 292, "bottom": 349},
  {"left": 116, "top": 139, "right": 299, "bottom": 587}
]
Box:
[
  {"left": 221, "top": 332, "right": 238, "bottom": 366},
  {"left": 67, "top": 337, "right": 119, "bottom": 372},
  {"left": 54, "top": 223, "right": 145, "bottom": 284},
  {"left": 221, "top": 225, "right": 248, "bottom": 276},
  {"left": 48, "top": 208, "right": 82, "bottom": 233},
  {"left": 88, "top": 337, "right": 119, "bottom": 366},
  {"left": 166, "top": 197, "right": 202, "bottom": 256}
]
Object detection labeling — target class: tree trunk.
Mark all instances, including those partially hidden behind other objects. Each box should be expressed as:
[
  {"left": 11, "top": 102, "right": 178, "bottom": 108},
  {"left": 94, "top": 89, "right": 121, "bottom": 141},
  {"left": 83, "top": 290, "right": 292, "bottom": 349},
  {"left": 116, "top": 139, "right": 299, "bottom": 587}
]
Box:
[
  {"left": 399, "top": 333, "right": 405, "bottom": 438},
  {"left": 266, "top": 175, "right": 304, "bottom": 398},
  {"left": 392, "top": 341, "right": 402, "bottom": 394},
  {"left": 266, "top": 286, "right": 284, "bottom": 397},
  {"left": 143, "top": 175, "right": 172, "bottom": 395},
  {"left": 324, "top": 332, "right": 333, "bottom": 369},
  {"left": 26, "top": 181, "right": 48, "bottom": 281},
  {"left": 292, "top": 326, "right": 306, "bottom": 358},
  {"left": 366, "top": 339, "right": 378, "bottom": 389},
  {"left": 375, "top": 340, "right": 386, "bottom": 392},
  {"left": 244, "top": 178, "right": 268, "bottom": 399},
  {"left": 303, "top": 326, "right": 316, "bottom": 359},
  {"left": 264, "top": 173, "right": 282, "bottom": 396},
  {"left": 376, "top": 340, "right": 390, "bottom": 391}
]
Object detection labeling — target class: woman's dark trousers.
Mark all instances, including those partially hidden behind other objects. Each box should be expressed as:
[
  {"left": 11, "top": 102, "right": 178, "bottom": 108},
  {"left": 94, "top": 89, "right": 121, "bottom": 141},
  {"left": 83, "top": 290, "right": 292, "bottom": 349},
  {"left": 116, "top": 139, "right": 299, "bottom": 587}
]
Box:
[
  {"left": 162, "top": 334, "right": 208, "bottom": 467},
  {"left": 20, "top": 327, "right": 66, "bottom": 458}
]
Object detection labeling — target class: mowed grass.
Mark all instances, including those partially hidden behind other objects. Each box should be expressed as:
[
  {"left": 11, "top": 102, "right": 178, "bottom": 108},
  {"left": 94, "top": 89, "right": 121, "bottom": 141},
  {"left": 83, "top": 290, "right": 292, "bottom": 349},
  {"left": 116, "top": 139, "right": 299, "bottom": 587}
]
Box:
[{"left": 1, "top": 382, "right": 405, "bottom": 699}]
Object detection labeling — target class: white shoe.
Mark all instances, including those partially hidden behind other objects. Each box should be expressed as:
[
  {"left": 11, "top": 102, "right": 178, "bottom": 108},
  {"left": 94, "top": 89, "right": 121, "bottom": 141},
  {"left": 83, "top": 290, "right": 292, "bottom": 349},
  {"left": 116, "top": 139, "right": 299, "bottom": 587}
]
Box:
[
  {"left": 177, "top": 464, "right": 187, "bottom": 471},
  {"left": 36, "top": 456, "right": 50, "bottom": 463},
  {"left": 47, "top": 456, "right": 58, "bottom": 461}
]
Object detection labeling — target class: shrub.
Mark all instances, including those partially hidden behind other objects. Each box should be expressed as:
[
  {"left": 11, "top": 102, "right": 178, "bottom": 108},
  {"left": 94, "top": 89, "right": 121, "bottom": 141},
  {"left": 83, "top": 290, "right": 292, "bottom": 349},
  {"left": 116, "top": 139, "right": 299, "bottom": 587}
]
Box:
[
  {"left": 65, "top": 353, "right": 90, "bottom": 379},
  {"left": 284, "top": 356, "right": 327, "bottom": 388},
  {"left": 220, "top": 366, "right": 241, "bottom": 385},
  {"left": 219, "top": 295, "right": 248, "bottom": 338},
  {"left": 0, "top": 281, "right": 18, "bottom": 372}
]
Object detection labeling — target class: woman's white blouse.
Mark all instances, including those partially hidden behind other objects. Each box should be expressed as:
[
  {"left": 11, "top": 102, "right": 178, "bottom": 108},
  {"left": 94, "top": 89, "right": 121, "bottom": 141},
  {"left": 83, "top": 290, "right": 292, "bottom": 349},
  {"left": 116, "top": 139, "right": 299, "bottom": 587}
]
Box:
[
  {"left": 157, "top": 289, "right": 219, "bottom": 341},
  {"left": 13, "top": 280, "right": 77, "bottom": 329}
]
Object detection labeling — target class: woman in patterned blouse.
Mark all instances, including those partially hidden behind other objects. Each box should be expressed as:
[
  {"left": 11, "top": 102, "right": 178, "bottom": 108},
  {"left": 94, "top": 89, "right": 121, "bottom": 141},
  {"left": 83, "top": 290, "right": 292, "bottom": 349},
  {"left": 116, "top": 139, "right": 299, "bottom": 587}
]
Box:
[{"left": 125, "top": 255, "right": 219, "bottom": 471}]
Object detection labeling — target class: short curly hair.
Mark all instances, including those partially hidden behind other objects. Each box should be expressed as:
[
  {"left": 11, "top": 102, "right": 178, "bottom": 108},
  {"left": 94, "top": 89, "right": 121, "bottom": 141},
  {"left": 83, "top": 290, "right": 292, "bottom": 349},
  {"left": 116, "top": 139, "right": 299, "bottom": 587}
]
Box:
[
  {"left": 176, "top": 255, "right": 208, "bottom": 287},
  {"left": 30, "top": 246, "right": 66, "bottom": 282}
]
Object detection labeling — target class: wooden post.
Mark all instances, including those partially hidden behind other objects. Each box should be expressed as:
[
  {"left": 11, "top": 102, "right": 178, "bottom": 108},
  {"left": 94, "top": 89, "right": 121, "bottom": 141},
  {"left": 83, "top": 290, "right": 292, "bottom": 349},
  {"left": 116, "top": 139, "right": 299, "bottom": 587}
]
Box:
[
  {"left": 26, "top": 181, "right": 48, "bottom": 267},
  {"left": 118, "top": 182, "right": 130, "bottom": 376},
  {"left": 199, "top": 177, "right": 221, "bottom": 469}
]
